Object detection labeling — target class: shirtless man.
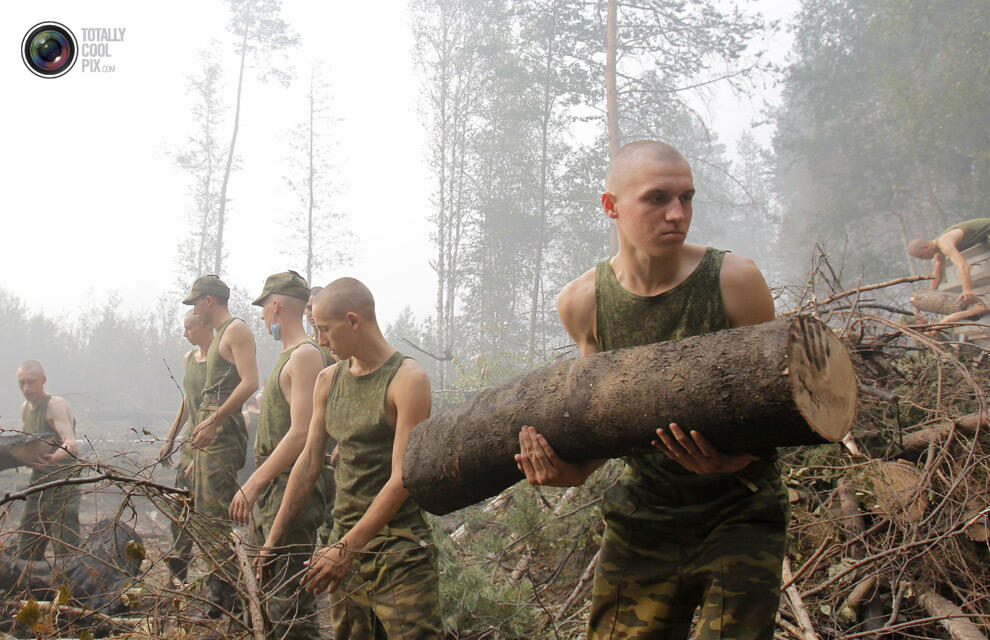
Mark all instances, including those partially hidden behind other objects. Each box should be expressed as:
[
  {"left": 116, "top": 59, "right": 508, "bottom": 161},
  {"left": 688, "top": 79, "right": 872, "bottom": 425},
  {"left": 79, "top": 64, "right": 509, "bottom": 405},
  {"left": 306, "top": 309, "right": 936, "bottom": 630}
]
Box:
[
  {"left": 261, "top": 278, "right": 441, "bottom": 639},
  {"left": 14, "top": 360, "right": 81, "bottom": 562},
  {"left": 909, "top": 218, "right": 990, "bottom": 306},
  {"left": 516, "top": 141, "right": 788, "bottom": 640},
  {"left": 228, "top": 271, "right": 330, "bottom": 639},
  {"left": 157, "top": 310, "right": 213, "bottom": 581},
  {"left": 182, "top": 275, "right": 259, "bottom": 614}
]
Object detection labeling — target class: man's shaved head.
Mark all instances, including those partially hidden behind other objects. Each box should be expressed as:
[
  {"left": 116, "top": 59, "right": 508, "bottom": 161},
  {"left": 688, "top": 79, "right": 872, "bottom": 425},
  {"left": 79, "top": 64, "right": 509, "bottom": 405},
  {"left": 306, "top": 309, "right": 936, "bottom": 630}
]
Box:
[
  {"left": 271, "top": 293, "right": 306, "bottom": 315},
  {"left": 17, "top": 360, "right": 45, "bottom": 377},
  {"left": 605, "top": 140, "right": 689, "bottom": 195},
  {"left": 315, "top": 277, "right": 377, "bottom": 321},
  {"left": 184, "top": 309, "right": 205, "bottom": 325}
]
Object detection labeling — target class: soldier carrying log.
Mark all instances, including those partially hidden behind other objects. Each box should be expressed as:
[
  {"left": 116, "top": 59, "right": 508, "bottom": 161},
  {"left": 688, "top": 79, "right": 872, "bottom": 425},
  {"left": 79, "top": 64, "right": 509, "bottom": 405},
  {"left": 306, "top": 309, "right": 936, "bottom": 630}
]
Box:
[
  {"left": 261, "top": 277, "right": 442, "bottom": 639},
  {"left": 182, "top": 275, "right": 259, "bottom": 616},
  {"left": 228, "top": 270, "right": 331, "bottom": 639},
  {"left": 908, "top": 217, "right": 990, "bottom": 306},
  {"left": 157, "top": 309, "right": 212, "bottom": 582},
  {"left": 13, "top": 360, "right": 81, "bottom": 563},
  {"left": 515, "top": 140, "right": 789, "bottom": 640}
]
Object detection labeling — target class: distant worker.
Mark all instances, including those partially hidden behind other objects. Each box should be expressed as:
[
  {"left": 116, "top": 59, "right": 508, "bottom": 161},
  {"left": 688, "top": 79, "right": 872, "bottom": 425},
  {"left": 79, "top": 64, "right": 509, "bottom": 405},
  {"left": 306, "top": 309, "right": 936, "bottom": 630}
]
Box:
[
  {"left": 228, "top": 271, "right": 331, "bottom": 639},
  {"left": 157, "top": 309, "right": 213, "bottom": 582},
  {"left": 909, "top": 218, "right": 990, "bottom": 306},
  {"left": 14, "top": 360, "right": 81, "bottom": 563},
  {"left": 183, "top": 275, "right": 259, "bottom": 616}
]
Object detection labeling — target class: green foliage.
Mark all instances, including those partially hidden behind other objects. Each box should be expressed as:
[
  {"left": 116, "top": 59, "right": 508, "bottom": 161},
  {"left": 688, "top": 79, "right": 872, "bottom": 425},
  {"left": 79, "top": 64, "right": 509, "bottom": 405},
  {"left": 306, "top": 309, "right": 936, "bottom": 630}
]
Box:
[{"left": 774, "top": 0, "right": 990, "bottom": 281}]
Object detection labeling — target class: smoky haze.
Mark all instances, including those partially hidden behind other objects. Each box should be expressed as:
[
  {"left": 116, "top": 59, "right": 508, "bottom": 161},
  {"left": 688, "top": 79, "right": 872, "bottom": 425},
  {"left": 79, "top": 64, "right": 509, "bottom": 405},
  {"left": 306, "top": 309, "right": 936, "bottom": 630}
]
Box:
[{"left": 1, "top": 0, "right": 986, "bottom": 424}]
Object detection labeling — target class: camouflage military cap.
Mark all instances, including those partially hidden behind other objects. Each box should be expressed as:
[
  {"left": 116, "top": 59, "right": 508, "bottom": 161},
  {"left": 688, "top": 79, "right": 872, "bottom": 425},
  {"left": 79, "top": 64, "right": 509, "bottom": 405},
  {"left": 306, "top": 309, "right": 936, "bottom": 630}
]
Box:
[
  {"left": 182, "top": 275, "right": 230, "bottom": 305},
  {"left": 252, "top": 270, "right": 311, "bottom": 306}
]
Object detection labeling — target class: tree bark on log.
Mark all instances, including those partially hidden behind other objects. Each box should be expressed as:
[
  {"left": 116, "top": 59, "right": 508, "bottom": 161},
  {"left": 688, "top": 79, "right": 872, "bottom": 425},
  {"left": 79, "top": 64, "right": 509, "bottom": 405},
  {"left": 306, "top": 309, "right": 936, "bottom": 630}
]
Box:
[
  {"left": 910, "top": 289, "right": 971, "bottom": 315},
  {"left": 917, "top": 591, "right": 988, "bottom": 640},
  {"left": 0, "top": 434, "right": 54, "bottom": 471},
  {"left": 405, "top": 316, "right": 857, "bottom": 515},
  {"left": 901, "top": 412, "right": 986, "bottom": 453}
]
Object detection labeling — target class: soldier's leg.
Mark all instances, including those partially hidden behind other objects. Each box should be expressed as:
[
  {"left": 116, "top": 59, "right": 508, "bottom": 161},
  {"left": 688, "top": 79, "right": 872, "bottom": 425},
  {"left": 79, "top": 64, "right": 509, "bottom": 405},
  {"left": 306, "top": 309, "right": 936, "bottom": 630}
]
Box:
[
  {"left": 167, "top": 463, "right": 194, "bottom": 580},
  {"left": 367, "top": 541, "right": 442, "bottom": 640},
  {"left": 586, "top": 522, "right": 696, "bottom": 640},
  {"left": 329, "top": 555, "right": 384, "bottom": 640},
  {"left": 42, "top": 478, "right": 81, "bottom": 563},
  {"left": 254, "top": 477, "right": 325, "bottom": 640},
  {"left": 690, "top": 476, "right": 788, "bottom": 640},
  {"left": 14, "top": 487, "right": 46, "bottom": 561},
  {"left": 192, "top": 421, "right": 247, "bottom": 613}
]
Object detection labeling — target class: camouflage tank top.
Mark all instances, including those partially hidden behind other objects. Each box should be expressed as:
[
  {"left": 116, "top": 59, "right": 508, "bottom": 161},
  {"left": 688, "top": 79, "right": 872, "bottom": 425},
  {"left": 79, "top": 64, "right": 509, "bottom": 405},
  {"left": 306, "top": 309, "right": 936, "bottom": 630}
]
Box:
[
  {"left": 595, "top": 248, "right": 777, "bottom": 500},
  {"left": 180, "top": 349, "right": 207, "bottom": 462},
  {"left": 326, "top": 351, "right": 430, "bottom": 542},
  {"left": 201, "top": 317, "right": 241, "bottom": 410},
  {"left": 254, "top": 340, "right": 330, "bottom": 459}
]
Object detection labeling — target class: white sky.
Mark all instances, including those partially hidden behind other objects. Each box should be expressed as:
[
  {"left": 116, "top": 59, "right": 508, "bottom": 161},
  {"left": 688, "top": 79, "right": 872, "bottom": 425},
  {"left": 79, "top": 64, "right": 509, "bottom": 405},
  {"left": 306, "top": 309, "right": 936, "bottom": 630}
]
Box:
[{"left": 0, "top": 0, "right": 797, "bottom": 329}]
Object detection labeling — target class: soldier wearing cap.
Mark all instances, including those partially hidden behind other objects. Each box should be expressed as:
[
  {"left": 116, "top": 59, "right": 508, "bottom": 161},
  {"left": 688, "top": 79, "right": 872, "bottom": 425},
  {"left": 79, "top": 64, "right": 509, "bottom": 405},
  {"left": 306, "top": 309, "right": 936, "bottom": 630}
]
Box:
[
  {"left": 183, "top": 275, "right": 259, "bottom": 615},
  {"left": 228, "top": 271, "right": 331, "bottom": 639}
]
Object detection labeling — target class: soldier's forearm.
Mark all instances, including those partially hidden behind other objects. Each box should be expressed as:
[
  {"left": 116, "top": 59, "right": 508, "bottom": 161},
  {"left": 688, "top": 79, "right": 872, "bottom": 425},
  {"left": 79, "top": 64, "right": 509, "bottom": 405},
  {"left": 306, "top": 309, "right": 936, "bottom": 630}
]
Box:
[
  {"left": 267, "top": 457, "right": 321, "bottom": 546},
  {"left": 343, "top": 478, "right": 410, "bottom": 551},
  {"left": 214, "top": 380, "right": 258, "bottom": 424}
]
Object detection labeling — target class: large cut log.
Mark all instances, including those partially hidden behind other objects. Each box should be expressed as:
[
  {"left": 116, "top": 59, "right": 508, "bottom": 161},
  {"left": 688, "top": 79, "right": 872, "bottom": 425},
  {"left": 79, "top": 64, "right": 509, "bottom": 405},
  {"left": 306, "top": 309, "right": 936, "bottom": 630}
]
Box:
[
  {"left": 405, "top": 316, "right": 857, "bottom": 515},
  {"left": 0, "top": 433, "right": 55, "bottom": 471},
  {"left": 910, "top": 289, "right": 972, "bottom": 315}
]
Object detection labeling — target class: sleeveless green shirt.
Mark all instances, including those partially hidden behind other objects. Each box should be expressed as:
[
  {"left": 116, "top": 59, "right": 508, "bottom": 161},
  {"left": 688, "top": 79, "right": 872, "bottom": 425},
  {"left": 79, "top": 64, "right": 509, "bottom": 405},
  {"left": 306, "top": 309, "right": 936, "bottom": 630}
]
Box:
[
  {"left": 940, "top": 218, "right": 990, "bottom": 252},
  {"left": 23, "top": 395, "right": 57, "bottom": 442},
  {"left": 596, "top": 248, "right": 730, "bottom": 486},
  {"left": 24, "top": 395, "right": 75, "bottom": 475},
  {"left": 326, "top": 351, "right": 430, "bottom": 540},
  {"left": 255, "top": 340, "right": 330, "bottom": 459},
  {"left": 180, "top": 349, "right": 207, "bottom": 462},
  {"left": 201, "top": 317, "right": 242, "bottom": 411}
]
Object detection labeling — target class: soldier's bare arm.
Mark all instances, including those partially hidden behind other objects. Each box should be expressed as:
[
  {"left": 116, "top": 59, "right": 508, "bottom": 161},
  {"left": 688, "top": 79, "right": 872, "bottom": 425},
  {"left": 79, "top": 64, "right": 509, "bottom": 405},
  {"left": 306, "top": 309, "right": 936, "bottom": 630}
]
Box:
[
  {"left": 159, "top": 351, "right": 192, "bottom": 467},
  {"left": 301, "top": 359, "right": 431, "bottom": 594},
  {"left": 192, "top": 321, "right": 258, "bottom": 448},
  {"left": 259, "top": 365, "right": 333, "bottom": 570},
  {"left": 44, "top": 396, "right": 77, "bottom": 465},
  {"left": 931, "top": 253, "right": 945, "bottom": 290},
  {"left": 937, "top": 232, "right": 976, "bottom": 304},
  {"left": 230, "top": 344, "right": 323, "bottom": 524}
]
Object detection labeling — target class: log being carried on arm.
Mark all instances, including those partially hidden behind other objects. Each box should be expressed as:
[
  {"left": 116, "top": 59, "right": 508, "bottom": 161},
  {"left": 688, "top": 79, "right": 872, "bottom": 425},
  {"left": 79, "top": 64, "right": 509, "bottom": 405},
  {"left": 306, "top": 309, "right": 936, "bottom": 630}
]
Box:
[
  {"left": 910, "top": 289, "right": 974, "bottom": 315},
  {"left": 404, "top": 315, "right": 857, "bottom": 515}
]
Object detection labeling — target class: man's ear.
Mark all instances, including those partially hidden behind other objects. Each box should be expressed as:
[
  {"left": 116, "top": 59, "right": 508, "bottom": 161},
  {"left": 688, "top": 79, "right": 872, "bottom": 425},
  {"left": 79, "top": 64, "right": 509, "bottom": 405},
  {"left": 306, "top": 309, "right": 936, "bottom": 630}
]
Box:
[
  {"left": 346, "top": 311, "right": 360, "bottom": 329},
  {"left": 602, "top": 192, "right": 619, "bottom": 220}
]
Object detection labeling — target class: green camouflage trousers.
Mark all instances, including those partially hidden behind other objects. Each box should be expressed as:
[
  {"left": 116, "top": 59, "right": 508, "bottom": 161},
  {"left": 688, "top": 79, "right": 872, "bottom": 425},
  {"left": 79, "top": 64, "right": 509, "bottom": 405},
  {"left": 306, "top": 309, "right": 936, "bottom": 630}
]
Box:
[
  {"left": 588, "top": 463, "right": 788, "bottom": 640},
  {"left": 249, "top": 468, "right": 330, "bottom": 640},
  {"left": 329, "top": 531, "right": 442, "bottom": 639},
  {"left": 15, "top": 464, "right": 81, "bottom": 562},
  {"left": 192, "top": 410, "right": 246, "bottom": 579},
  {"left": 167, "top": 453, "right": 194, "bottom": 568}
]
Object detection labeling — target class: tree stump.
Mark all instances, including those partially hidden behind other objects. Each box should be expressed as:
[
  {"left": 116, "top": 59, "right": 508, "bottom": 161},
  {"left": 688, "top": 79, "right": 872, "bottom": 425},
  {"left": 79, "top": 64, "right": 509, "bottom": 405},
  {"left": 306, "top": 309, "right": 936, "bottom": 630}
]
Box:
[{"left": 404, "top": 315, "right": 858, "bottom": 514}]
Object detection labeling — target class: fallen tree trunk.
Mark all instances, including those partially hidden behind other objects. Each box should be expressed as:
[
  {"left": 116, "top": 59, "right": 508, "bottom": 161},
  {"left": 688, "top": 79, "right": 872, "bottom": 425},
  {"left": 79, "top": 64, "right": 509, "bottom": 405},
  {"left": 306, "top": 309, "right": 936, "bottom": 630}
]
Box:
[
  {"left": 405, "top": 316, "right": 857, "bottom": 515},
  {"left": 917, "top": 590, "right": 988, "bottom": 640},
  {"left": 0, "top": 433, "right": 54, "bottom": 471},
  {"left": 910, "top": 289, "right": 971, "bottom": 315},
  {"left": 900, "top": 412, "right": 987, "bottom": 453}
]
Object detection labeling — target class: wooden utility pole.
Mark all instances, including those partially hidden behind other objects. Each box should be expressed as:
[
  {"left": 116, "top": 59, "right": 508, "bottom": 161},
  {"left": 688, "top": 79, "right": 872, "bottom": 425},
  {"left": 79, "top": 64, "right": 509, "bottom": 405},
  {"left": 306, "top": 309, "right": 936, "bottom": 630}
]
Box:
[{"left": 606, "top": 0, "right": 620, "bottom": 255}]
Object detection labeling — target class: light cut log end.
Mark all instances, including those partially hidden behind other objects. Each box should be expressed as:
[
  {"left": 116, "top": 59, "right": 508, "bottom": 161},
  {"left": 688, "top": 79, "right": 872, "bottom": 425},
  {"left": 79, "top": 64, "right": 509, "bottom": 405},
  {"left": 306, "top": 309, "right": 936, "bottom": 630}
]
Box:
[{"left": 788, "top": 316, "right": 857, "bottom": 442}]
